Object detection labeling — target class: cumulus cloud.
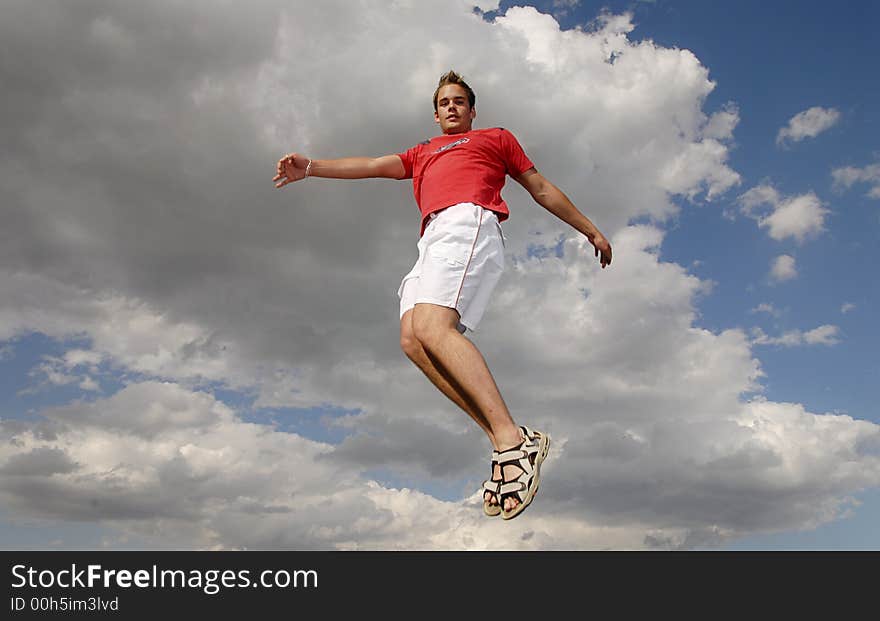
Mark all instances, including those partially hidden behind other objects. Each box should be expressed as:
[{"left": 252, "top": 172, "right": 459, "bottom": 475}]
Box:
[
  {"left": 0, "top": 447, "right": 79, "bottom": 477},
  {"left": 702, "top": 103, "right": 740, "bottom": 141},
  {"left": 1, "top": 0, "right": 877, "bottom": 549},
  {"left": 1, "top": 243, "right": 873, "bottom": 549},
  {"left": 769, "top": 255, "right": 798, "bottom": 283},
  {"left": 739, "top": 185, "right": 829, "bottom": 243},
  {"left": 776, "top": 106, "right": 840, "bottom": 147},
  {"left": 1, "top": 382, "right": 427, "bottom": 547},
  {"left": 832, "top": 161, "right": 880, "bottom": 199}
]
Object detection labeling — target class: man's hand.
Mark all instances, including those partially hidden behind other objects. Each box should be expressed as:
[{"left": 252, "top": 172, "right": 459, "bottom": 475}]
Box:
[
  {"left": 591, "top": 233, "right": 612, "bottom": 268},
  {"left": 273, "top": 152, "right": 309, "bottom": 188}
]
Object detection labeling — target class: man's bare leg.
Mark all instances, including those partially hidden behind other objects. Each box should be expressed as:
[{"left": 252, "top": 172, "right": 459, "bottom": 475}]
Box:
[
  {"left": 401, "top": 309, "right": 507, "bottom": 510},
  {"left": 409, "top": 303, "right": 525, "bottom": 512},
  {"left": 400, "top": 309, "right": 496, "bottom": 443}
]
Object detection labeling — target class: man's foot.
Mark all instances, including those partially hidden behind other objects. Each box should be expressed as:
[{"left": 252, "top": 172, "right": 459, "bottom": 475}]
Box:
[{"left": 497, "top": 426, "right": 550, "bottom": 520}]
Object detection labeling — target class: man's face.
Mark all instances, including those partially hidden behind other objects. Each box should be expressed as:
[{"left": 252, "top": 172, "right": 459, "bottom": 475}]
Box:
[{"left": 434, "top": 84, "right": 475, "bottom": 134}]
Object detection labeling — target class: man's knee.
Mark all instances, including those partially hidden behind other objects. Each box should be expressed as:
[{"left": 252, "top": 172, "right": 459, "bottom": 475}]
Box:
[
  {"left": 400, "top": 331, "right": 421, "bottom": 360},
  {"left": 400, "top": 310, "right": 421, "bottom": 360},
  {"left": 411, "top": 304, "right": 458, "bottom": 352}
]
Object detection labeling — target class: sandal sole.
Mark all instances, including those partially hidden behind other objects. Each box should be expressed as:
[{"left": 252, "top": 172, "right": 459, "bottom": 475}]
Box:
[
  {"left": 484, "top": 504, "right": 502, "bottom": 517},
  {"left": 483, "top": 485, "right": 502, "bottom": 516},
  {"left": 483, "top": 454, "right": 503, "bottom": 517}
]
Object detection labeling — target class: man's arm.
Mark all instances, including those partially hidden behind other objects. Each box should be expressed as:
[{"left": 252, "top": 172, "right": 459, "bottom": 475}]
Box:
[
  {"left": 274, "top": 152, "right": 405, "bottom": 188},
  {"left": 514, "top": 167, "right": 612, "bottom": 268}
]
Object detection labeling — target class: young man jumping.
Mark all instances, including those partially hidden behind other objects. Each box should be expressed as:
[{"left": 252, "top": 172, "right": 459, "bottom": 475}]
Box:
[{"left": 274, "top": 71, "right": 612, "bottom": 520}]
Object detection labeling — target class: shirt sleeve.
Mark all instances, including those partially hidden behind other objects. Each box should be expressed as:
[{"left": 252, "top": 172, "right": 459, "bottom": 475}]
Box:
[
  {"left": 396, "top": 146, "right": 417, "bottom": 180},
  {"left": 498, "top": 128, "right": 534, "bottom": 176}
]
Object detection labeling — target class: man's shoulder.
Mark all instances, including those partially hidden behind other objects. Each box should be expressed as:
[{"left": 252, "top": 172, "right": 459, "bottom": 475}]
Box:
[{"left": 473, "top": 127, "right": 522, "bottom": 143}]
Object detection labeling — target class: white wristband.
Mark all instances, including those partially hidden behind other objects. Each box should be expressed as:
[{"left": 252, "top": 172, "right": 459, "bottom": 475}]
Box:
[{"left": 305, "top": 159, "right": 313, "bottom": 178}]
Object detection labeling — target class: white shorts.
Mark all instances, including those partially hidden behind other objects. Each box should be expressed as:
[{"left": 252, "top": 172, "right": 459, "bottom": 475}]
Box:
[{"left": 398, "top": 202, "right": 506, "bottom": 333}]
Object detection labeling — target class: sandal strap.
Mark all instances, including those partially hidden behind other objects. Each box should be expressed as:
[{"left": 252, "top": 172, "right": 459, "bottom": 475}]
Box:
[
  {"left": 497, "top": 428, "right": 542, "bottom": 458},
  {"left": 519, "top": 424, "right": 537, "bottom": 440},
  {"left": 483, "top": 451, "right": 503, "bottom": 499},
  {"left": 498, "top": 441, "right": 539, "bottom": 468},
  {"left": 497, "top": 443, "right": 538, "bottom": 462},
  {"left": 497, "top": 428, "right": 545, "bottom": 504},
  {"left": 499, "top": 480, "right": 529, "bottom": 500}
]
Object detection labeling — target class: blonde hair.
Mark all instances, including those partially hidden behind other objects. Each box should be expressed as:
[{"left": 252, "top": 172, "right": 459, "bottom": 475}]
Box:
[{"left": 433, "top": 70, "right": 476, "bottom": 111}]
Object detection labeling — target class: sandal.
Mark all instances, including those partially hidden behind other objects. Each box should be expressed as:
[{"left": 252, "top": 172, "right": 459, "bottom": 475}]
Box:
[
  {"left": 498, "top": 425, "right": 550, "bottom": 520},
  {"left": 481, "top": 450, "right": 502, "bottom": 517}
]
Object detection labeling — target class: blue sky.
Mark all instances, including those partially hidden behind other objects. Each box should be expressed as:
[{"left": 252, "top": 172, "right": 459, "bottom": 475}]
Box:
[{"left": 1, "top": 0, "right": 877, "bottom": 550}]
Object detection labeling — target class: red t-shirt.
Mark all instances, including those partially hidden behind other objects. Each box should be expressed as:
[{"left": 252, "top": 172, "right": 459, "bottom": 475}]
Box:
[{"left": 396, "top": 127, "right": 534, "bottom": 236}]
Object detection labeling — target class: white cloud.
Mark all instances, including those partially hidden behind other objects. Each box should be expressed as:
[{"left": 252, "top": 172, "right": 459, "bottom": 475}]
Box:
[
  {"left": 803, "top": 325, "right": 841, "bottom": 345},
  {"left": 832, "top": 162, "right": 880, "bottom": 199},
  {"left": 739, "top": 184, "right": 781, "bottom": 212},
  {"left": 24, "top": 357, "right": 79, "bottom": 392},
  {"left": 751, "top": 324, "right": 841, "bottom": 347},
  {"left": 739, "top": 185, "right": 829, "bottom": 242},
  {"left": 751, "top": 303, "right": 782, "bottom": 318},
  {"left": 841, "top": 303, "right": 856, "bottom": 314},
  {"left": 762, "top": 194, "right": 829, "bottom": 242},
  {"left": 770, "top": 255, "right": 797, "bottom": 283},
  {"left": 1, "top": 1, "right": 877, "bottom": 550},
  {"left": 776, "top": 106, "right": 840, "bottom": 147},
  {"left": 63, "top": 349, "right": 104, "bottom": 369},
  {"left": 1, "top": 381, "right": 420, "bottom": 548},
  {"left": 702, "top": 103, "right": 740, "bottom": 141}
]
